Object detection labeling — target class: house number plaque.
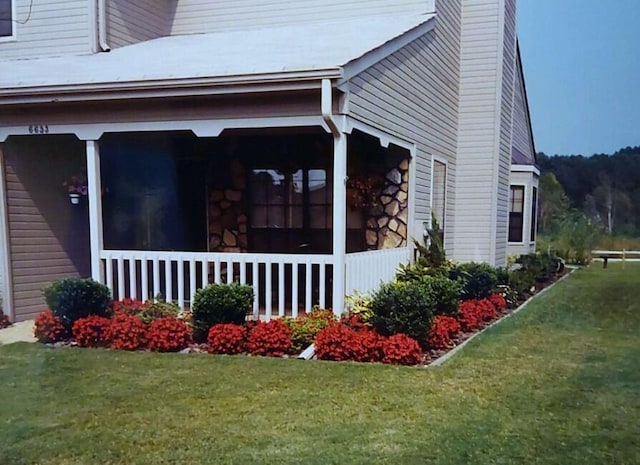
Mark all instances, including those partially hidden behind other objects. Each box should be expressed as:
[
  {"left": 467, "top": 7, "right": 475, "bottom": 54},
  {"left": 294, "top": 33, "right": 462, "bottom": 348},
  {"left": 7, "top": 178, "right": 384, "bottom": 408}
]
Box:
[{"left": 28, "top": 125, "right": 49, "bottom": 134}]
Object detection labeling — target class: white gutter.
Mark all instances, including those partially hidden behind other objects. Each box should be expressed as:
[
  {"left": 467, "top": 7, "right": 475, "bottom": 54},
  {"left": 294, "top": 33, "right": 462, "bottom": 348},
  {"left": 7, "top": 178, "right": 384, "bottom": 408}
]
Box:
[{"left": 98, "top": 0, "right": 110, "bottom": 52}]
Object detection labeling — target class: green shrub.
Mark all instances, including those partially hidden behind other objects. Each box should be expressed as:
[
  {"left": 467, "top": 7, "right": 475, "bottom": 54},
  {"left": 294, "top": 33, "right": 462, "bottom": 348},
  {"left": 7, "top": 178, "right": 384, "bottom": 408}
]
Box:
[
  {"left": 450, "top": 262, "right": 499, "bottom": 300},
  {"left": 43, "top": 277, "right": 112, "bottom": 330},
  {"left": 191, "top": 283, "right": 253, "bottom": 339},
  {"left": 283, "top": 307, "right": 336, "bottom": 353},
  {"left": 370, "top": 280, "right": 435, "bottom": 346},
  {"left": 396, "top": 262, "right": 448, "bottom": 283},
  {"left": 420, "top": 275, "right": 462, "bottom": 317},
  {"left": 139, "top": 300, "right": 181, "bottom": 324}
]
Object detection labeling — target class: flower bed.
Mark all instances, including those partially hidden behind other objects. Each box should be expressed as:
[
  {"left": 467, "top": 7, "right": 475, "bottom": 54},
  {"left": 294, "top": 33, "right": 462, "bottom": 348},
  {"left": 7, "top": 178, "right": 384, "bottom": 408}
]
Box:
[{"left": 32, "top": 256, "right": 566, "bottom": 366}]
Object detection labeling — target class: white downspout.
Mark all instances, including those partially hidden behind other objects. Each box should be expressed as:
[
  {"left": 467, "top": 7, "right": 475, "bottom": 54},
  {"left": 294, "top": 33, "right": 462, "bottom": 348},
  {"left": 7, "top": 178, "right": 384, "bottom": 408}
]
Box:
[
  {"left": 98, "top": 0, "right": 110, "bottom": 52},
  {"left": 322, "top": 79, "right": 347, "bottom": 316}
]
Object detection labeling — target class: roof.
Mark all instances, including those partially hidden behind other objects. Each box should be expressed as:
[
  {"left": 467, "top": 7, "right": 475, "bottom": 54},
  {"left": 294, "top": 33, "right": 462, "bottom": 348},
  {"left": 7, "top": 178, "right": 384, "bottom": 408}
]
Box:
[{"left": 0, "top": 13, "right": 435, "bottom": 96}]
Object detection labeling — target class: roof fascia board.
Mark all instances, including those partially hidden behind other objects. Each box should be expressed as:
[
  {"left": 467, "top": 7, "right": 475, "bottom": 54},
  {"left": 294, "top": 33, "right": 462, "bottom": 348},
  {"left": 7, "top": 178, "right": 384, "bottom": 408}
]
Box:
[
  {"left": 339, "top": 14, "right": 436, "bottom": 86},
  {"left": 0, "top": 115, "right": 330, "bottom": 142},
  {"left": 0, "top": 68, "right": 343, "bottom": 105},
  {"left": 516, "top": 40, "right": 538, "bottom": 164}
]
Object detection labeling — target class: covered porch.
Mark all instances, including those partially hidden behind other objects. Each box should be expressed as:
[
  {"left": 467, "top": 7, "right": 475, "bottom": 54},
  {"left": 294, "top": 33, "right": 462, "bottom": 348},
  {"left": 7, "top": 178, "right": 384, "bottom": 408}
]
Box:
[{"left": 0, "top": 102, "right": 415, "bottom": 321}]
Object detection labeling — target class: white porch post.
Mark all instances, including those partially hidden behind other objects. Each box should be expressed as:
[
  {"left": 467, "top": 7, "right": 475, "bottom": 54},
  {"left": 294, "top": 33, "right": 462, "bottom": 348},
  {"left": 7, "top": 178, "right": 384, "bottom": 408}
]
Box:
[
  {"left": 86, "top": 140, "right": 104, "bottom": 282},
  {"left": 332, "top": 133, "right": 347, "bottom": 315},
  {"left": 0, "top": 143, "right": 14, "bottom": 321}
]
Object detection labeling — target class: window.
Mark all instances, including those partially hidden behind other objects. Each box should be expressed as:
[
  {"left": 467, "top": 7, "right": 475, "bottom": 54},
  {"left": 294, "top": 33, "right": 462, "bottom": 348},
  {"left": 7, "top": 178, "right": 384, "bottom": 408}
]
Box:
[
  {"left": 431, "top": 159, "right": 447, "bottom": 231},
  {"left": 0, "top": 0, "right": 13, "bottom": 38},
  {"left": 508, "top": 185, "right": 525, "bottom": 242},
  {"left": 530, "top": 186, "right": 538, "bottom": 242},
  {"left": 249, "top": 166, "right": 333, "bottom": 253}
]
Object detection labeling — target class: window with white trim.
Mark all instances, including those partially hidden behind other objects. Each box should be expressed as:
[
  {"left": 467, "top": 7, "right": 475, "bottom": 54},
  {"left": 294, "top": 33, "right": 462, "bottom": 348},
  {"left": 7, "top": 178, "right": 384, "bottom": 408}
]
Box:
[
  {"left": 432, "top": 160, "right": 446, "bottom": 230},
  {"left": 0, "top": 0, "right": 13, "bottom": 38},
  {"left": 508, "top": 185, "right": 525, "bottom": 242},
  {"left": 530, "top": 186, "right": 538, "bottom": 242}
]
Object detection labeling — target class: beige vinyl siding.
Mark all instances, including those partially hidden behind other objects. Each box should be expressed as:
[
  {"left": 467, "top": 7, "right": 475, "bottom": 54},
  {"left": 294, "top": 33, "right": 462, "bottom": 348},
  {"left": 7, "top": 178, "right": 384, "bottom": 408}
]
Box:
[
  {"left": 452, "top": 0, "right": 516, "bottom": 266},
  {"left": 170, "top": 0, "right": 435, "bottom": 34},
  {"left": 346, "top": 0, "right": 460, "bottom": 250},
  {"left": 106, "top": 0, "right": 173, "bottom": 49},
  {"left": 3, "top": 136, "right": 90, "bottom": 322},
  {"left": 512, "top": 52, "right": 536, "bottom": 164},
  {"left": 0, "top": 0, "right": 90, "bottom": 60}
]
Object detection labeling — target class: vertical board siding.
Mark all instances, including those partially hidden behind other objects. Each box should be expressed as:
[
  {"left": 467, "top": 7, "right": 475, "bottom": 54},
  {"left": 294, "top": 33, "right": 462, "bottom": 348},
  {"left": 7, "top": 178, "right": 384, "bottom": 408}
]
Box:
[
  {"left": 0, "top": 0, "right": 90, "bottom": 60},
  {"left": 4, "top": 136, "right": 90, "bottom": 322},
  {"left": 452, "top": 0, "right": 516, "bottom": 266},
  {"left": 171, "top": 0, "right": 435, "bottom": 35},
  {"left": 347, "top": 0, "right": 461, "bottom": 250},
  {"left": 107, "top": 0, "right": 173, "bottom": 49}
]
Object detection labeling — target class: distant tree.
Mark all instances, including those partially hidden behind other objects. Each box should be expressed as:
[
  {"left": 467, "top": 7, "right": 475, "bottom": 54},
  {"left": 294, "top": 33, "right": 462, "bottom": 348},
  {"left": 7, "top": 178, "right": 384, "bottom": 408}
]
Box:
[
  {"left": 593, "top": 174, "right": 632, "bottom": 234},
  {"left": 538, "top": 172, "right": 569, "bottom": 233}
]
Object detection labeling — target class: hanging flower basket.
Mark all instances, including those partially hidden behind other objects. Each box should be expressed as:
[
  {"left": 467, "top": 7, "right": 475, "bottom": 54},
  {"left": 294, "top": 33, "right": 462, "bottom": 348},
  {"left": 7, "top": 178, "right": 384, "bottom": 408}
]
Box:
[
  {"left": 346, "top": 175, "right": 383, "bottom": 210},
  {"left": 63, "top": 174, "right": 88, "bottom": 205}
]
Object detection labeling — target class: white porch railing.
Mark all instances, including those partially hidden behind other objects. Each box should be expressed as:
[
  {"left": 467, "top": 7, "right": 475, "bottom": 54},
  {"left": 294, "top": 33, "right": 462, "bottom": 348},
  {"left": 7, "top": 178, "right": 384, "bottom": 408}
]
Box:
[
  {"left": 345, "top": 248, "right": 411, "bottom": 296},
  {"left": 100, "top": 250, "right": 334, "bottom": 320}
]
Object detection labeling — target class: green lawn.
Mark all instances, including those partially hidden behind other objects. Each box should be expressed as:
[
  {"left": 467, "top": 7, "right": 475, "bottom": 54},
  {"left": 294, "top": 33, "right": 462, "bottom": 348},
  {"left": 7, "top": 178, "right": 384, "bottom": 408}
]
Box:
[{"left": 2, "top": 264, "right": 640, "bottom": 465}]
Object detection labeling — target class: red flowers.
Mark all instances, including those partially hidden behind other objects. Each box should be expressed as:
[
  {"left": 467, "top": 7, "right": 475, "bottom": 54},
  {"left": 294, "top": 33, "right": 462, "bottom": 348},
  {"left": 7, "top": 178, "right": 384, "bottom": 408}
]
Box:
[
  {"left": 34, "top": 310, "right": 68, "bottom": 343},
  {"left": 208, "top": 324, "right": 247, "bottom": 355},
  {"left": 382, "top": 334, "right": 423, "bottom": 365},
  {"left": 106, "top": 313, "right": 148, "bottom": 351},
  {"left": 72, "top": 316, "right": 111, "bottom": 348},
  {"left": 315, "top": 324, "right": 422, "bottom": 365},
  {"left": 147, "top": 317, "right": 192, "bottom": 352},
  {"left": 428, "top": 316, "right": 461, "bottom": 350},
  {"left": 247, "top": 320, "right": 292, "bottom": 357}
]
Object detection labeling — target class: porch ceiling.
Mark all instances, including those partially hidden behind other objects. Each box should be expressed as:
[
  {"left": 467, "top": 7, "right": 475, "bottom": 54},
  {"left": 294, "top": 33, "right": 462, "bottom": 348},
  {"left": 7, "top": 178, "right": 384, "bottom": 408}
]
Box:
[{"left": 0, "top": 13, "right": 435, "bottom": 98}]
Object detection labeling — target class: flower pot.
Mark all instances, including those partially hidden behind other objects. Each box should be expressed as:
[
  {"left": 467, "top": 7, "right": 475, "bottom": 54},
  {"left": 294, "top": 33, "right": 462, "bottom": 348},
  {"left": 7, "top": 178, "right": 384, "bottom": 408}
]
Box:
[{"left": 69, "top": 193, "right": 80, "bottom": 205}]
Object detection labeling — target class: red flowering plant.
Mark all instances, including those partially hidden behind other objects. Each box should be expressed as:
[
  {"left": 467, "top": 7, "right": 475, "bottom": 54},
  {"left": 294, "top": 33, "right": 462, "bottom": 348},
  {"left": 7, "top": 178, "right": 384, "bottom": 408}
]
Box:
[
  {"left": 147, "top": 317, "right": 192, "bottom": 352},
  {"left": 427, "top": 315, "right": 461, "bottom": 350},
  {"left": 382, "top": 334, "right": 423, "bottom": 366},
  {"left": 457, "top": 300, "right": 483, "bottom": 332},
  {"left": 72, "top": 316, "right": 111, "bottom": 348},
  {"left": 63, "top": 174, "right": 88, "bottom": 195},
  {"left": 34, "top": 310, "right": 68, "bottom": 343},
  {"left": 315, "top": 324, "right": 385, "bottom": 363},
  {"left": 207, "top": 323, "right": 247, "bottom": 355},
  {"left": 247, "top": 320, "right": 292, "bottom": 357},
  {"left": 106, "top": 313, "right": 148, "bottom": 351},
  {"left": 488, "top": 293, "right": 507, "bottom": 311}
]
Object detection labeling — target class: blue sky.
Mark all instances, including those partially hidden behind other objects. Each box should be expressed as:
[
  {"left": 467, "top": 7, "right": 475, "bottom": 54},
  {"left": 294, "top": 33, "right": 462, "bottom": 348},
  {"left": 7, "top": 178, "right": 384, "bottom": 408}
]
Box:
[{"left": 518, "top": 0, "right": 640, "bottom": 156}]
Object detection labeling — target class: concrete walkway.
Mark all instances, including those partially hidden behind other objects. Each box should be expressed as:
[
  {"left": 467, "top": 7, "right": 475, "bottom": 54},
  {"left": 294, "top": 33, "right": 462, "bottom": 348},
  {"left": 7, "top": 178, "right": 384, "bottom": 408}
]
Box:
[{"left": 0, "top": 320, "right": 36, "bottom": 345}]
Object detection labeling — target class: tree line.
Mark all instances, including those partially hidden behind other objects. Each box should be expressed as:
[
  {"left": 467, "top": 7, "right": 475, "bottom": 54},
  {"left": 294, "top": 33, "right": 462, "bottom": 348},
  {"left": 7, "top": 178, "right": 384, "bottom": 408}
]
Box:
[{"left": 538, "top": 146, "right": 640, "bottom": 236}]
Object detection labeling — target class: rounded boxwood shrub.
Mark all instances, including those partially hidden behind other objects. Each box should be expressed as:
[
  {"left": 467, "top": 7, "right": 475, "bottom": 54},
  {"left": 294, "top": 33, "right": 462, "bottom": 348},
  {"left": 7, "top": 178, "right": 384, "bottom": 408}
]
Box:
[
  {"left": 450, "top": 262, "right": 499, "bottom": 300},
  {"left": 420, "top": 275, "right": 462, "bottom": 317},
  {"left": 43, "top": 277, "right": 112, "bottom": 330},
  {"left": 369, "top": 280, "right": 436, "bottom": 346},
  {"left": 191, "top": 283, "right": 253, "bottom": 340}
]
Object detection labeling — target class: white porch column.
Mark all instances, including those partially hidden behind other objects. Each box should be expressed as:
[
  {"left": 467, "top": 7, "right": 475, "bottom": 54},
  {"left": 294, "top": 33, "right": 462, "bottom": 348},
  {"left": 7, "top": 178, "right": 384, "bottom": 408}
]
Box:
[
  {"left": 332, "top": 133, "right": 347, "bottom": 315},
  {"left": 0, "top": 143, "right": 14, "bottom": 321},
  {"left": 86, "top": 140, "right": 105, "bottom": 282}
]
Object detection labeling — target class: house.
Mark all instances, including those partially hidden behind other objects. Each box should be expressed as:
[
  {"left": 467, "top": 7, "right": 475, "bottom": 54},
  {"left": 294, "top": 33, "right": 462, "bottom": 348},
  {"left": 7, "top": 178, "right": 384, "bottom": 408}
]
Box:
[{"left": 0, "top": 0, "right": 538, "bottom": 323}]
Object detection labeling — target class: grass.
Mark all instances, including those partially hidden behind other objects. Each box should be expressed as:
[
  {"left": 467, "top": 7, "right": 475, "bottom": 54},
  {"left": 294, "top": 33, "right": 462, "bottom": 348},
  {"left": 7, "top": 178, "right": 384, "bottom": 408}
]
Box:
[{"left": 2, "top": 263, "right": 640, "bottom": 464}]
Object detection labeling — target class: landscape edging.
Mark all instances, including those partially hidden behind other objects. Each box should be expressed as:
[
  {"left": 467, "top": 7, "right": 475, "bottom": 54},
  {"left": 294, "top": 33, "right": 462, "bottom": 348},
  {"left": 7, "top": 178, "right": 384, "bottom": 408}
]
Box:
[{"left": 428, "top": 268, "right": 577, "bottom": 367}]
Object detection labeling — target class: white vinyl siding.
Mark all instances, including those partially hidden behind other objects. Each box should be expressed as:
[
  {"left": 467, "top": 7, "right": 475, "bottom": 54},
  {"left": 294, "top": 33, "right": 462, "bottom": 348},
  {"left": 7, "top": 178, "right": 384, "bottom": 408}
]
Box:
[
  {"left": 347, "top": 0, "right": 461, "bottom": 250},
  {"left": 171, "top": 0, "right": 435, "bottom": 35},
  {"left": 452, "top": 0, "right": 517, "bottom": 267},
  {"left": 107, "top": 0, "right": 172, "bottom": 49},
  {"left": 0, "top": 0, "right": 90, "bottom": 60}
]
